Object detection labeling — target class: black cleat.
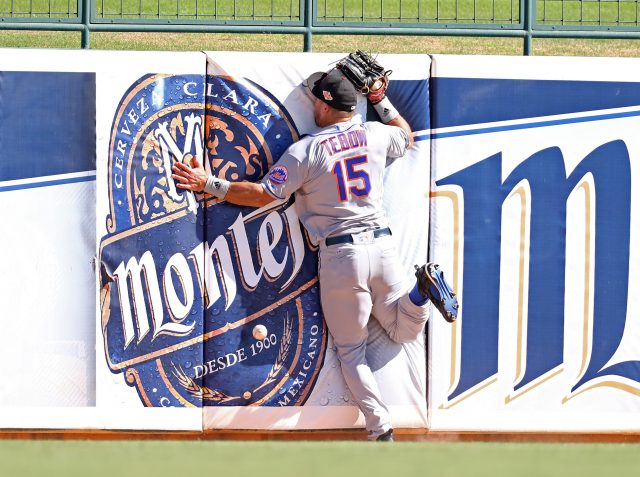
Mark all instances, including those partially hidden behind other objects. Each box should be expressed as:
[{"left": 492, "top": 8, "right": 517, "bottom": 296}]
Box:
[
  {"left": 376, "top": 429, "right": 394, "bottom": 442},
  {"left": 415, "top": 263, "right": 459, "bottom": 323}
]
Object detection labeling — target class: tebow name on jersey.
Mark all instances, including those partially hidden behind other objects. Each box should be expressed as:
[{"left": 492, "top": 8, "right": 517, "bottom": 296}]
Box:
[{"left": 318, "top": 129, "right": 367, "bottom": 156}]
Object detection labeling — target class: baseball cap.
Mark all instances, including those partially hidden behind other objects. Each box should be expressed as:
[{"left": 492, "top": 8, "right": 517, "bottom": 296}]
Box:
[{"left": 310, "top": 68, "right": 357, "bottom": 112}]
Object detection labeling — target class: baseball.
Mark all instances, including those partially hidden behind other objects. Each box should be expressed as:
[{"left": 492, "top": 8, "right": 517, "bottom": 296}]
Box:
[
  {"left": 370, "top": 79, "right": 384, "bottom": 92},
  {"left": 252, "top": 324, "right": 268, "bottom": 341}
]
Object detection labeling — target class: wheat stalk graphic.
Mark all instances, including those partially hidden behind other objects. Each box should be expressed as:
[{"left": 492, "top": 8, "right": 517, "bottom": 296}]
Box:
[
  {"left": 253, "top": 315, "right": 294, "bottom": 393},
  {"left": 172, "top": 314, "right": 294, "bottom": 402},
  {"left": 172, "top": 364, "right": 238, "bottom": 403}
]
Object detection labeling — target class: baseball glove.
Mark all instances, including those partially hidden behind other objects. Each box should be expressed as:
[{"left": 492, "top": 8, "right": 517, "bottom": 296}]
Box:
[
  {"left": 336, "top": 50, "right": 392, "bottom": 103},
  {"left": 415, "top": 263, "right": 459, "bottom": 323}
]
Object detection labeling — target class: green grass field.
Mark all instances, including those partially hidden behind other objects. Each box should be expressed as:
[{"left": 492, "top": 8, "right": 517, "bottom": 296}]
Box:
[
  {"left": 2, "top": 0, "right": 640, "bottom": 55},
  {"left": 1, "top": 440, "right": 640, "bottom": 477},
  {"left": 1, "top": 0, "right": 638, "bottom": 25},
  {"left": 2, "top": 29, "right": 640, "bottom": 57}
]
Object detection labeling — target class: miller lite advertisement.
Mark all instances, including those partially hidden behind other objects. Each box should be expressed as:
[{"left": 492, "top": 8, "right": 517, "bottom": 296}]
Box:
[
  {"left": 96, "top": 52, "right": 431, "bottom": 430},
  {"left": 429, "top": 55, "right": 640, "bottom": 431}
]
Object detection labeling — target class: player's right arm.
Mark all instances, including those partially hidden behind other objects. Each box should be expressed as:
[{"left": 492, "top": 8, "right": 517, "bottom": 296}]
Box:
[
  {"left": 224, "top": 182, "right": 275, "bottom": 208},
  {"left": 172, "top": 158, "right": 275, "bottom": 208},
  {"left": 172, "top": 145, "right": 306, "bottom": 208}
]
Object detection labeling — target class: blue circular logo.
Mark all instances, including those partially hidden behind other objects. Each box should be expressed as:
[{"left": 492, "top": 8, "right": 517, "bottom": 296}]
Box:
[{"left": 100, "top": 74, "right": 327, "bottom": 408}]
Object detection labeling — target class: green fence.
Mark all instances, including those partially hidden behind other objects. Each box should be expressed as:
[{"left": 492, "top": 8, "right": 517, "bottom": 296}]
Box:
[{"left": 2, "top": 0, "right": 640, "bottom": 53}]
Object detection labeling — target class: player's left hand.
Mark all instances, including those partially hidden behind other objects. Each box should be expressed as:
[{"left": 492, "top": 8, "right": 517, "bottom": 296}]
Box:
[
  {"left": 366, "top": 79, "right": 387, "bottom": 105},
  {"left": 172, "top": 157, "right": 208, "bottom": 193},
  {"left": 336, "top": 50, "right": 391, "bottom": 101}
]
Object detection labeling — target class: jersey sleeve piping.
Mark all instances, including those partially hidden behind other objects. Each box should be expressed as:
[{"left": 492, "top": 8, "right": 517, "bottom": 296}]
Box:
[{"left": 261, "top": 182, "right": 287, "bottom": 200}]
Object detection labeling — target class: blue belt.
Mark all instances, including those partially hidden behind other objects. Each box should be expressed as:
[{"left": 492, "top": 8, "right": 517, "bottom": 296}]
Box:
[{"left": 324, "top": 227, "right": 392, "bottom": 246}]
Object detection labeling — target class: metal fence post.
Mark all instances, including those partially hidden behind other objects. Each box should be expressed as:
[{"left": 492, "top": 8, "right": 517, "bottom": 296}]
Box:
[
  {"left": 303, "top": 0, "right": 313, "bottom": 52},
  {"left": 81, "top": 0, "right": 92, "bottom": 48},
  {"left": 523, "top": 0, "right": 535, "bottom": 55}
]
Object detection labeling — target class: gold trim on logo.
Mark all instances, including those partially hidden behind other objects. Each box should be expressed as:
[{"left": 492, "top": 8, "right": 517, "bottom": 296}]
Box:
[
  {"left": 205, "top": 103, "right": 274, "bottom": 176},
  {"left": 510, "top": 185, "right": 529, "bottom": 391},
  {"left": 156, "top": 359, "right": 196, "bottom": 408},
  {"left": 295, "top": 317, "right": 327, "bottom": 406},
  {"left": 562, "top": 180, "right": 612, "bottom": 404},
  {"left": 125, "top": 368, "right": 153, "bottom": 407},
  {"left": 106, "top": 277, "right": 318, "bottom": 371},
  {"left": 505, "top": 366, "right": 564, "bottom": 404},
  {"left": 107, "top": 74, "right": 172, "bottom": 233},
  {"left": 563, "top": 380, "right": 640, "bottom": 403},
  {"left": 577, "top": 181, "right": 594, "bottom": 382},
  {"left": 505, "top": 184, "right": 565, "bottom": 404},
  {"left": 124, "top": 103, "right": 204, "bottom": 227},
  {"left": 208, "top": 74, "right": 300, "bottom": 143},
  {"left": 438, "top": 377, "right": 498, "bottom": 410},
  {"left": 429, "top": 189, "right": 462, "bottom": 399},
  {"left": 160, "top": 297, "right": 324, "bottom": 407},
  {"left": 99, "top": 208, "right": 190, "bottom": 255},
  {"left": 249, "top": 300, "right": 305, "bottom": 406}
]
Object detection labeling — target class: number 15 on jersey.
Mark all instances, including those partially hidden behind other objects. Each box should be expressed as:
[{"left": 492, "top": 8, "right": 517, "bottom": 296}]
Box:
[{"left": 331, "top": 155, "right": 371, "bottom": 202}]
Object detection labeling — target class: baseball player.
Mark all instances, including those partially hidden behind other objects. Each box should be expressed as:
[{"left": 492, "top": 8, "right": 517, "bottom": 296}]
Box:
[{"left": 172, "top": 67, "right": 457, "bottom": 442}]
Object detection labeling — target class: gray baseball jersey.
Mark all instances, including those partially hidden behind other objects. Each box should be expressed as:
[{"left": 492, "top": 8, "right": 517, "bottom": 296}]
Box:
[
  {"left": 261, "top": 120, "right": 410, "bottom": 243},
  {"left": 261, "top": 118, "right": 426, "bottom": 440}
]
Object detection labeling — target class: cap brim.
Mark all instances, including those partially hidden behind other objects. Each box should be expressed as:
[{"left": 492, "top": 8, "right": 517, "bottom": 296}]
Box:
[{"left": 303, "top": 71, "right": 325, "bottom": 99}]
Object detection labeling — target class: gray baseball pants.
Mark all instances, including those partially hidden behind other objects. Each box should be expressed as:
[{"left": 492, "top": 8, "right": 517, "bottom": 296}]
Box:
[{"left": 318, "top": 233, "right": 429, "bottom": 439}]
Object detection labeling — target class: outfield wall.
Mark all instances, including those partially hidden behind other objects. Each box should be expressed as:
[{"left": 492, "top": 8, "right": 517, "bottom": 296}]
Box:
[
  {"left": 1, "top": 50, "right": 640, "bottom": 432},
  {"left": 429, "top": 55, "right": 640, "bottom": 431}
]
